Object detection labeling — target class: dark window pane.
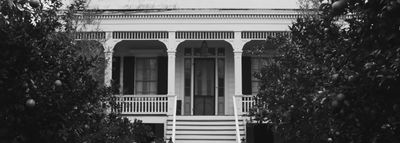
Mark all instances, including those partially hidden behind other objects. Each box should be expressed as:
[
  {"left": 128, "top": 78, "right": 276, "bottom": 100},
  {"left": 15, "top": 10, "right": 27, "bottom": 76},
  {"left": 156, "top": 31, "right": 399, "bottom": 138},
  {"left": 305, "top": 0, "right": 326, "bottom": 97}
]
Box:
[
  {"left": 157, "top": 56, "right": 168, "bottom": 94},
  {"left": 217, "top": 48, "right": 225, "bottom": 56},
  {"left": 123, "top": 57, "right": 135, "bottom": 94},
  {"left": 218, "top": 87, "right": 224, "bottom": 97},
  {"left": 112, "top": 56, "right": 121, "bottom": 94},
  {"left": 184, "top": 48, "right": 192, "bottom": 56},
  {"left": 184, "top": 58, "right": 191, "bottom": 97},
  {"left": 218, "top": 59, "right": 224, "bottom": 97},
  {"left": 194, "top": 48, "right": 201, "bottom": 56},
  {"left": 242, "top": 56, "right": 252, "bottom": 95},
  {"left": 208, "top": 47, "right": 215, "bottom": 56}
]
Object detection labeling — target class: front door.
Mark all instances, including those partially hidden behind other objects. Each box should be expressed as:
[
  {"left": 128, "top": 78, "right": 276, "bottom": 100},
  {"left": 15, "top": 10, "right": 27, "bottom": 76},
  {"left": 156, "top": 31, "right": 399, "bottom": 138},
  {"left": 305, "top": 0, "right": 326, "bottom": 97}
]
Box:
[{"left": 193, "top": 58, "right": 215, "bottom": 115}]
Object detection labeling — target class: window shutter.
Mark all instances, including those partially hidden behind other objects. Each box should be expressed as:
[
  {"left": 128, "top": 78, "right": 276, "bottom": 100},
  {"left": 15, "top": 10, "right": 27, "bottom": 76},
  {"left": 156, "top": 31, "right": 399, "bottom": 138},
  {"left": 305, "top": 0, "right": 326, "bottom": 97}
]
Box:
[
  {"left": 123, "top": 57, "right": 135, "bottom": 94},
  {"left": 112, "top": 57, "right": 121, "bottom": 94},
  {"left": 157, "top": 56, "right": 168, "bottom": 94},
  {"left": 242, "top": 56, "right": 252, "bottom": 95}
]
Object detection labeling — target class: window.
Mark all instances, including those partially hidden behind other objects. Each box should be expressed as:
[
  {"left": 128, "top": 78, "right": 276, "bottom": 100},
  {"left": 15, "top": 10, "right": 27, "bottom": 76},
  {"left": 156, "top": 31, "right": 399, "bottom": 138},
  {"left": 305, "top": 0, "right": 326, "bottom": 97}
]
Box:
[
  {"left": 135, "top": 58, "right": 158, "bottom": 95},
  {"left": 250, "top": 58, "right": 273, "bottom": 94},
  {"left": 242, "top": 56, "right": 274, "bottom": 95},
  {"left": 112, "top": 56, "right": 167, "bottom": 95}
]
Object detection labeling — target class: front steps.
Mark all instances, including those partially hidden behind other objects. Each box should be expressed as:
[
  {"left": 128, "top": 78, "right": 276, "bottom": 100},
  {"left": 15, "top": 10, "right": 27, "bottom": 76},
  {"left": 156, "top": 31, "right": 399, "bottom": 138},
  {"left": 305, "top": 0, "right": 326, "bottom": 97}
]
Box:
[{"left": 166, "top": 116, "right": 245, "bottom": 143}]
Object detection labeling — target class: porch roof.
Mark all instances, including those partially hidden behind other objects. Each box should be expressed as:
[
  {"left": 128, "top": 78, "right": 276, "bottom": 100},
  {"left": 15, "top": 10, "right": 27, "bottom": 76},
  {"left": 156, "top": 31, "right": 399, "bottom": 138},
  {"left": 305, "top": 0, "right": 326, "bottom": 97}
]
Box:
[
  {"left": 81, "top": 8, "right": 301, "bottom": 15},
  {"left": 62, "top": 0, "right": 299, "bottom": 9}
]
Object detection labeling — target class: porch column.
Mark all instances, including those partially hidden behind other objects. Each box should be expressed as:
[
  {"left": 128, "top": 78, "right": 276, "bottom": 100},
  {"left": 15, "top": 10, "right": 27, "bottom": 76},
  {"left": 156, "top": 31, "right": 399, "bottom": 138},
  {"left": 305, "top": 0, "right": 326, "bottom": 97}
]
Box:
[
  {"left": 167, "top": 51, "right": 176, "bottom": 96},
  {"left": 104, "top": 50, "right": 113, "bottom": 87},
  {"left": 232, "top": 31, "right": 245, "bottom": 96},
  {"left": 234, "top": 50, "right": 243, "bottom": 95},
  {"left": 103, "top": 35, "right": 120, "bottom": 87},
  {"left": 165, "top": 32, "right": 178, "bottom": 117},
  {"left": 166, "top": 31, "right": 178, "bottom": 96}
]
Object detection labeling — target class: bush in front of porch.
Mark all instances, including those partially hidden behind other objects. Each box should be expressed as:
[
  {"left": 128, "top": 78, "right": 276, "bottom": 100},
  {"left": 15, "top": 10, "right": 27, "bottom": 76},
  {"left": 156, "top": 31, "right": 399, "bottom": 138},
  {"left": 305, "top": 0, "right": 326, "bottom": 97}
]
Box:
[
  {"left": 0, "top": 0, "right": 154, "bottom": 142},
  {"left": 250, "top": 0, "right": 400, "bottom": 143}
]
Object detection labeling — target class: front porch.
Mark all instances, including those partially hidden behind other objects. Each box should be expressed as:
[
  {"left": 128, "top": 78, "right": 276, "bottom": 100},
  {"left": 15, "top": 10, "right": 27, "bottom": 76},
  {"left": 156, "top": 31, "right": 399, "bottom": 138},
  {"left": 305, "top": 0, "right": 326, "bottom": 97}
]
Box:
[
  {"left": 100, "top": 32, "right": 282, "bottom": 143},
  {"left": 112, "top": 94, "right": 254, "bottom": 143}
]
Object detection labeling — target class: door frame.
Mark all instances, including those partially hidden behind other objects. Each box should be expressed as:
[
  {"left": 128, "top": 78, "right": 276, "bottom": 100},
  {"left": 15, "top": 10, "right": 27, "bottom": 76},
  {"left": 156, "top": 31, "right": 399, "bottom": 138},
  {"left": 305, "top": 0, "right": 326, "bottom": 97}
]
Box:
[
  {"left": 182, "top": 47, "right": 227, "bottom": 116},
  {"left": 192, "top": 58, "right": 215, "bottom": 115}
]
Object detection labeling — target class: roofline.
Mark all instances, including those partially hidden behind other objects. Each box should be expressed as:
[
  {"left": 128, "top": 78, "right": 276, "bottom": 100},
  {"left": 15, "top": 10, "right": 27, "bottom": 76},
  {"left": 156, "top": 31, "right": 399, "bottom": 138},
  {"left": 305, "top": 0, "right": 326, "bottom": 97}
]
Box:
[{"left": 60, "top": 8, "right": 302, "bottom": 13}]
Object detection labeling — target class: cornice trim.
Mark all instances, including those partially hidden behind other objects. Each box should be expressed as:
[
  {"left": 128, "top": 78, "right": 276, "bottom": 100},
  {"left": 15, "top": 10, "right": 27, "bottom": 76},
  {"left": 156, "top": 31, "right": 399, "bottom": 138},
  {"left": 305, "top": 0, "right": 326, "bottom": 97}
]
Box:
[{"left": 80, "top": 13, "right": 300, "bottom": 20}]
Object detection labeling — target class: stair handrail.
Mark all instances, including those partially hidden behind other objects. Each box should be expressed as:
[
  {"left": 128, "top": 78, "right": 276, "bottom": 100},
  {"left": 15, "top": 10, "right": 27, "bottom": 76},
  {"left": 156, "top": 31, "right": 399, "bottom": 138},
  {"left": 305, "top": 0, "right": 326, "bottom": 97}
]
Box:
[
  {"left": 172, "top": 95, "right": 177, "bottom": 142},
  {"left": 232, "top": 95, "right": 241, "bottom": 143}
]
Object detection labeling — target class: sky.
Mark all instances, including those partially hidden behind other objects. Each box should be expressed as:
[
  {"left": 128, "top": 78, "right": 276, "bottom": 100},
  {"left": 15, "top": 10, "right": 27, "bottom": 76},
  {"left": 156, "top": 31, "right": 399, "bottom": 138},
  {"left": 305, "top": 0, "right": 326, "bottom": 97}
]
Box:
[{"left": 63, "top": 0, "right": 299, "bottom": 9}]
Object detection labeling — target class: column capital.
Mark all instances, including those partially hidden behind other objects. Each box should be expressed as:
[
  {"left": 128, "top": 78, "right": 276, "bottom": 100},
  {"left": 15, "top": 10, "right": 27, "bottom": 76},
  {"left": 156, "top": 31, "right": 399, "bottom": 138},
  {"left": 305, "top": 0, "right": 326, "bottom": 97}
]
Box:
[
  {"left": 105, "top": 50, "right": 113, "bottom": 54},
  {"left": 233, "top": 50, "right": 243, "bottom": 53},
  {"left": 161, "top": 39, "right": 181, "bottom": 52},
  {"left": 103, "top": 39, "right": 121, "bottom": 52},
  {"left": 226, "top": 39, "right": 249, "bottom": 52},
  {"left": 167, "top": 50, "right": 177, "bottom": 54}
]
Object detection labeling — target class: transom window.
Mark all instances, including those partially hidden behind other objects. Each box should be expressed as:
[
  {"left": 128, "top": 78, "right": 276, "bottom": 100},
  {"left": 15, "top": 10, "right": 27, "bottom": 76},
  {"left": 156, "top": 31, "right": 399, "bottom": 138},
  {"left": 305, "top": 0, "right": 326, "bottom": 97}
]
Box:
[{"left": 184, "top": 46, "right": 225, "bottom": 57}]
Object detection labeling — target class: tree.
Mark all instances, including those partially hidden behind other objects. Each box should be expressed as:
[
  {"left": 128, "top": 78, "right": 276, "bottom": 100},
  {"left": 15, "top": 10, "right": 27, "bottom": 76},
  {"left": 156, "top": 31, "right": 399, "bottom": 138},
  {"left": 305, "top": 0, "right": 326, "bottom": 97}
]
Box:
[
  {"left": 0, "top": 0, "right": 154, "bottom": 142},
  {"left": 251, "top": 0, "right": 400, "bottom": 142}
]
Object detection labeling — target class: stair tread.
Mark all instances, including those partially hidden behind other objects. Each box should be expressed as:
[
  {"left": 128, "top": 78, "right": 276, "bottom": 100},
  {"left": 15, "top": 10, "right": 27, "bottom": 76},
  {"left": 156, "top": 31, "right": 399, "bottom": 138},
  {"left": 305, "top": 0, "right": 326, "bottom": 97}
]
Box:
[
  {"left": 175, "top": 135, "right": 236, "bottom": 139},
  {"left": 166, "top": 116, "right": 246, "bottom": 142},
  {"left": 174, "top": 140, "right": 236, "bottom": 143},
  {"left": 169, "top": 116, "right": 237, "bottom": 120},
  {"left": 167, "top": 125, "right": 244, "bottom": 128},
  {"left": 167, "top": 130, "right": 236, "bottom": 134}
]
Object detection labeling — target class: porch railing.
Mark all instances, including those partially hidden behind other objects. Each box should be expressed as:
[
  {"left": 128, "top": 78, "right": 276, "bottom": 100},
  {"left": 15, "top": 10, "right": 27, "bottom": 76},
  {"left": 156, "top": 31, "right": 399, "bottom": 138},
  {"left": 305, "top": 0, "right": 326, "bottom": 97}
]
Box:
[
  {"left": 233, "top": 96, "right": 241, "bottom": 143},
  {"left": 233, "top": 95, "right": 255, "bottom": 115},
  {"left": 233, "top": 95, "right": 255, "bottom": 143},
  {"left": 112, "top": 95, "right": 176, "bottom": 115}
]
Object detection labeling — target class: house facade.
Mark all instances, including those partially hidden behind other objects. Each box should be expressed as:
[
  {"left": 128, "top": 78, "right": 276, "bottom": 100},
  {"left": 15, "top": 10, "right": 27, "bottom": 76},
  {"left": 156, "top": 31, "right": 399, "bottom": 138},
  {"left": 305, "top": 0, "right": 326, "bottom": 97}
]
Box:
[{"left": 78, "top": 9, "right": 298, "bottom": 143}]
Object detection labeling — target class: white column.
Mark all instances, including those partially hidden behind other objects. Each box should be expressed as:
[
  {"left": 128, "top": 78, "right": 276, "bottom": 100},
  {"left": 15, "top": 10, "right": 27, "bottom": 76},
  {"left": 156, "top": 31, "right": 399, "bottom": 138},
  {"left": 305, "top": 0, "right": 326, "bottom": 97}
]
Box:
[
  {"left": 103, "top": 36, "right": 120, "bottom": 87},
  {"left": 167, "top": 51, "right": 176, "bottom": 95},
  {"left": 234, "top": 50, "right": 243, "bottom": 95},
  {"left": 232, "top": 31, "right": 245, "bottom": 96},
  {"left": 166, "top": 31, "right": 178, "bottom": 96},
  {"left": 104, "top": 50, "right": 113, "bottom": 87}
]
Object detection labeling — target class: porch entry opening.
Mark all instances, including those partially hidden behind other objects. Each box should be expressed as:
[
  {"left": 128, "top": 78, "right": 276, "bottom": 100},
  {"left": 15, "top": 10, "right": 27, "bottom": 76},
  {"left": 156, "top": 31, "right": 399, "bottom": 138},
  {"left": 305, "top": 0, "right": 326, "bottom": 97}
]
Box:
[
  {"left": 194, "top": 58, "right": 215, "bottom": 115},
  {"left": 183, "top": 41, "right": 226, "bottom": 116}
]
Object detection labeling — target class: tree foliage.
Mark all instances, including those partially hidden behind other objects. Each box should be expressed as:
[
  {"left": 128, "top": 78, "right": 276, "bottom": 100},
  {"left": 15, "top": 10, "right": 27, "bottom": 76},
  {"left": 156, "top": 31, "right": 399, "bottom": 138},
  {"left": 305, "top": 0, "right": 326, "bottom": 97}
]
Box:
[
  {"left": 251, "top": 0, "right": 400, "bottom": 142},
  {"left": 0, "top": 0, "right": 153, "bottom": 142}
]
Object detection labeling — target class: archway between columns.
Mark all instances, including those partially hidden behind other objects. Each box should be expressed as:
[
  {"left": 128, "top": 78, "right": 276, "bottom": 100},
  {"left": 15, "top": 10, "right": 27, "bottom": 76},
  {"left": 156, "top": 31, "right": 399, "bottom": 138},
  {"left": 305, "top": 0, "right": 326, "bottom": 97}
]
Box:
[
  {"left": 175, "top": 40, "right": 235, "bottom": 116},
  {"left": 242, "top": 40, "right": 279, "bottom": 95},
  {"left": 112, "top": 40, "right": 168, "bottom": 96}
]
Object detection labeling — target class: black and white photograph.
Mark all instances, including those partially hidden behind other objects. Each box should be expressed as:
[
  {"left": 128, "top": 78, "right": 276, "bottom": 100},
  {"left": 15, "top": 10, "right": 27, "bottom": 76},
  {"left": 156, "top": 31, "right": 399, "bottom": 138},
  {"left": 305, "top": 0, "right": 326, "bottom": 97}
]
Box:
[{"left": 1, "top": 0, "right": 400, "bottom": 143}]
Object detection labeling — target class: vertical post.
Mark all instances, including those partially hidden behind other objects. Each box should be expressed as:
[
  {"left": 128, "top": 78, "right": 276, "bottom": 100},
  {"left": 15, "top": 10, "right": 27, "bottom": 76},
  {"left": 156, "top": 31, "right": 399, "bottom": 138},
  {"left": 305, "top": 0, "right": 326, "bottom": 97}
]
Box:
[
  {"left": 234, "top": 51, "right": 243, "bottom": 96},
  {"left": 165, "top": 31, "right": 178, "bottom": 142},
  {"left": 103, "top": 37, "right": 120, "bottom": 114},
  {"left": 237, "top": 96, "right": 243, "bottom": 115},
  {"left": 233, "top": 31, "right": 244, "bottom": 96},
  {"left": 167, "top": 51, "right": 176, "bottom": 96},
  {"left": 103, "top": 32, "right": 119, "bottom": 87},
  {"left": 166, "top": 31, "right": 177, "bottom": 96},
  {"left": 233, "top": 96, "right": 241, "bottom": 143},
  {"left": 167, "top": 95, "right": 175, "bottom": 115},
  {"left": 104, "top": 51, "right": 113, "bottom": 87},
  {"left": 172, "top": 95, "right": 177, "bottom": 142}
]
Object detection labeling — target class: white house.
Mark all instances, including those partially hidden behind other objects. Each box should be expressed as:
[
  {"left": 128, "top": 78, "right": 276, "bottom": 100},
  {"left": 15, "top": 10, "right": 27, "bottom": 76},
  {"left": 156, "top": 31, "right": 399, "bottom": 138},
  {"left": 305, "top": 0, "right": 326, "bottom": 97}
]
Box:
[{"left": 76, "top": 1, "right": 299, "bottom": 142}]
